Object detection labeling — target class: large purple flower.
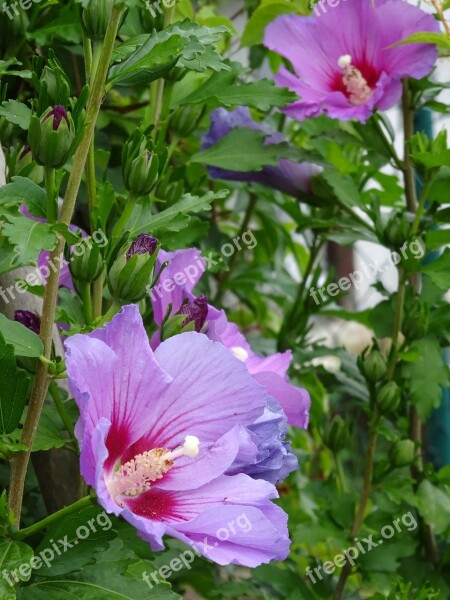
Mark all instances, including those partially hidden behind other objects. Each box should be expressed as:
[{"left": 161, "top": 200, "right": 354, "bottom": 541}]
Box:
[
  {"left": 149, "top": 247, "right": 310, "bottom": 429},
  {"left": 65, "top": 305, "right": 290, "bottom": 566},
  {"left": 202, "top": 107, "right": 315, "bottom": 197},
  {"left": 264, "top": 0, "right": 440, "bottom": 122}
]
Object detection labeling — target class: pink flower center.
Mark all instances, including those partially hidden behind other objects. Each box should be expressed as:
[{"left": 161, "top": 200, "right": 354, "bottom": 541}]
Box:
[
  {"left": 107, "top": 435, "right": 199, "bottom": 506},
  {"left": 338, "top": 55, "right": 373, "bottom": 106}
]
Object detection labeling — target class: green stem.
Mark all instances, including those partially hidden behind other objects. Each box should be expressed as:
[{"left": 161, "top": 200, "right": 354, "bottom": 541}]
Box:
[
  {"left": 214, "top": 193, "right": 258, "bottom": 304},
  {"left": 7, "top": 6, "right": 125, "bottom": 527},
  {"left": 278, "top": 237, "right": 323, "bottom": 350},
  {"left": 79, "top": 281, "right": 94, "bottom": 325},
  {"left": 48, "top": 381, "right": 75, "bottom": 440},
  {"left": 112, "top": 196, "right": 138, "bottom": 240},
  {"left": 333, "top": 414, "right": 379, "bottom": 600},
  {"left": 92, "top": 270, "right": 105, "bottom": 320},
  {"left": 13, "top": 496, "right": 92, "bottom": 541},
  {"left": 401, "top": 79, "right": 438, "bottom": 564},
  {"left": 371, "top": 114, "right": 403, "bottom": 171},
  {"left": 44, "top": 168, "right": 57, "bottom": 224}
]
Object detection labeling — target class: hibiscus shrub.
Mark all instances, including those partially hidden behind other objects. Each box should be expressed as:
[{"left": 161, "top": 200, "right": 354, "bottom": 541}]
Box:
[{"left": 0, "top": 0, "right": 450, "bottom": 598}]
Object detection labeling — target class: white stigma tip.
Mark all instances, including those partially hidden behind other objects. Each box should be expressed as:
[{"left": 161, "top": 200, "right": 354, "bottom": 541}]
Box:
[
  {"left": 183, "top": 435, "right": 200, "bottom": 458},
  {"left": 231, "top": 346, "right": 249, "bottom": 362},
  {"left": 338, "top": 54, "right": 352, "bottom": 69}
]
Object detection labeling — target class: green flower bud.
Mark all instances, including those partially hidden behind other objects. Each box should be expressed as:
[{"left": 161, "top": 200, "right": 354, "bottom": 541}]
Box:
[
  {"left": 389, "top": 439, "right": 415, "bottom": 468},
  {"left": 40, "top": 66, "right": 70, "bottom": 106},
  {"left": 402, "top": 301, "right": 428, "bottom": 341},
  {"left": 384, "top": 212, "right": 409, "bottom": 248},
  {"left": 362, "top": 350, "right": 387, "bottom": 382},
  {"left": 70, "top": 238, "right": 105, "bottom": 284},
  {"left": 15, "top": 146, "right": 44, "bottom": 183},
  {"left": 108, "top": 234, "right": 159, "bottom": 303},
  {"left": 171, "top": 104, "right": 205, "bottom": 137},
  {"left": 122, "top": 129, "right": 160, "bottom": 196},
  {"left": 28, "top": 106, "right": 75, "bottom": 168},
  {"left": 82, "top": 0, "right": 114, "bottom": 40},
  {"left": 323, "top": 415, "right": 349, "bottom": 452},
  {"left": 376, "top": 381, "right": 401, "bottom": 413}
]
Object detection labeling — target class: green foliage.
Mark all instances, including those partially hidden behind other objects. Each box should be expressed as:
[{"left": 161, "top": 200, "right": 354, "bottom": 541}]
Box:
[{"left": 0, "top": 332, "right": 29, "bottom": 434}]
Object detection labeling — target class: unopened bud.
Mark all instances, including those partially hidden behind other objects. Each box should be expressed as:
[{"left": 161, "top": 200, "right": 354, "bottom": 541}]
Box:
[
  {"left": 28, "top": 106, "right": 75, "bottom": 168},
  {"left": 376, "top": 381, "right": 401, "bottom": 413}
]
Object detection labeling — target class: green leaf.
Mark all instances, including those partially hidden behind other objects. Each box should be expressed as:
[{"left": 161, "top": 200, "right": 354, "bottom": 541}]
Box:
[
  {"left": 415, "top": 480, "right": 450, "bottom": 535},
  {"left": 241, "top": 0, "right": 298, "bottom": 47},
  {"left": 320, "top": 169, "right": 364, "bottom": 208},
  {"left": 422, "top": 248, "right": 450, "bottom": 289},
  {"left": 0, "top": 177, "right": 45, "bottom": 211},
  {"left": 177, "top": 68, "right": 297, "bottom": 110},
  {"left": 0, "top": 101, "right": 32, "bottom": 130},
  {"left": 0, "top": 314, "right": 43, "bottom": 358},
  {"left": 109, "top": 21, "right": 230, "bottom": 87},
  {"left": 132, "top": 190, "right": 228, "bottom": 236},
  {"left": 0, "top": 59, "right": 31, "bottom": 79},
  {"left": 1, "top": 214, "right": 57, "bottom": 266},
  {"left": 401, "top": 337, "right": 450, "bottom": 421},
  {"left": 26, "top": 6, "right": 82, "bottom": 45},
  {"left": 0, "top": 538, "right": 34, "bottom": 598},
  {"left": 391, "top": 31, "right": 450, "bottom": 50},
  {"left": 33, "top": 405, "right": 71, "bottom": 452},
  {"left": 191, "top": 127, "right": 294, "bottom": 171},
  {"left": 411, "top": 149, "right": 450, "bottom": 169},
  {"left": 0, "top": 333, "right": 29, "bottom": 434}
]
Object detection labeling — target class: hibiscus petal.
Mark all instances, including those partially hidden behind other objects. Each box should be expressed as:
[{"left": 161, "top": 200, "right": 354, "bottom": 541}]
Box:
[
  {"left": 148, "top": 332, "right": 267, "bottom": 448},
  {"left": 254, "top": 371, "right": 310, "bottom": 429}
]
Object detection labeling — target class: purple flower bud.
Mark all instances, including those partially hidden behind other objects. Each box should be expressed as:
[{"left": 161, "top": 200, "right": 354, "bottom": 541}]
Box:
[
  {"left": 44, "top": 105, "right": 69, "bottom": 131},
  {"left": 14, "top": 310, "right": 41, "bottom": 334},
  {"left": 126, "top": 233, "right": 158, "bottom": 261},
  {"left": 178, "top": 295, "right": 208, "bottom": 333}
]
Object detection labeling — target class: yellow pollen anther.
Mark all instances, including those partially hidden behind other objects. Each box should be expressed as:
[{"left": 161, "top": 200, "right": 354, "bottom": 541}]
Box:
[
  {"left": 107, "top": 435, "right": 200, "bottom": 505},
  {"left": 337, "top": 54, "right": 372, "bottom": 106}
]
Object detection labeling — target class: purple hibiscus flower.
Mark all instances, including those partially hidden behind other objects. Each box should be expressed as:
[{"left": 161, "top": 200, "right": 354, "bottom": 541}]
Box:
[
  {"left": 264, "top": 0, "right": 440, "bottom": 122},
  {"left": 149, "top": 247, "right": 310, "bottom": 429},
  {"left": 202, "top": 107, "right": 315, "bottom": 197},
  {"left": 65, "top": 305, "right": 291, "bottom": 566}
]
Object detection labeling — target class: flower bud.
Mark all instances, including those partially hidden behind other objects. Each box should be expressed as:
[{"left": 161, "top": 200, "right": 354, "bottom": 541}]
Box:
[
  {"left": 323, "top": 415, "right": 349, "bottom": 453},
  {"left": 402, "top": 301, "right": 428, "bottom": 341},
  {"left": 384, "top": 212, "right": 409, "bottom": 248},
  {"left": 171, "top": 104, "right": 205, "bottom": 137},
  {"left": 39, "top": 66, "right": 70, "bottom": 106},
  {"left": 14, "top": 145, "right": 44, "bottom": 183},
  {"left": 362, "top": 350, "right": 387, "bottom": 382},
  {"left": 178, "top": 295, "right": 209, "bottom": 333},
  {"left": 389, "top": 439, "right": 415, "bottom": 468},
  {"left": 376, "top": 381, "right": 401, "bottom": 413},
  {"left": 70, "top": 238, "right": 104, "bottom": 284},
  {"left": 108, "top": 234, "right": 159, "bottom": 303},
  {"left": 14, "top": 310, "right": 41, "bottom": 334},
  {"left": 28, "top": 106, "right": 75, "bottom": 168},
  {"left": 122, "top": 130, "right": 160, "bottom": 197},
  {"left": 82, "top": 0, "right": 114, "bottom": 40}
]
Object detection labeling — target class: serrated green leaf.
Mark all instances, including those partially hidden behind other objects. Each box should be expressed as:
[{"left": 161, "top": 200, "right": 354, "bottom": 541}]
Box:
[
  {"left": 422, "top": 248, "right": 450, "bottom": 289},
  {"left": 401, "top": 337, "right": 450, "bottom": 420},
  {"left": 132, "top": 190, "right": 228, "bottom": 236},
  {"left": 1, "top": 214, "right": 57, "bottom": 266},
  {"left": 0, "top": 177, "right": 45, "bottom": 211},
  {"left": 0, "top": 315, "right": 43, "bottom": 358}
]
